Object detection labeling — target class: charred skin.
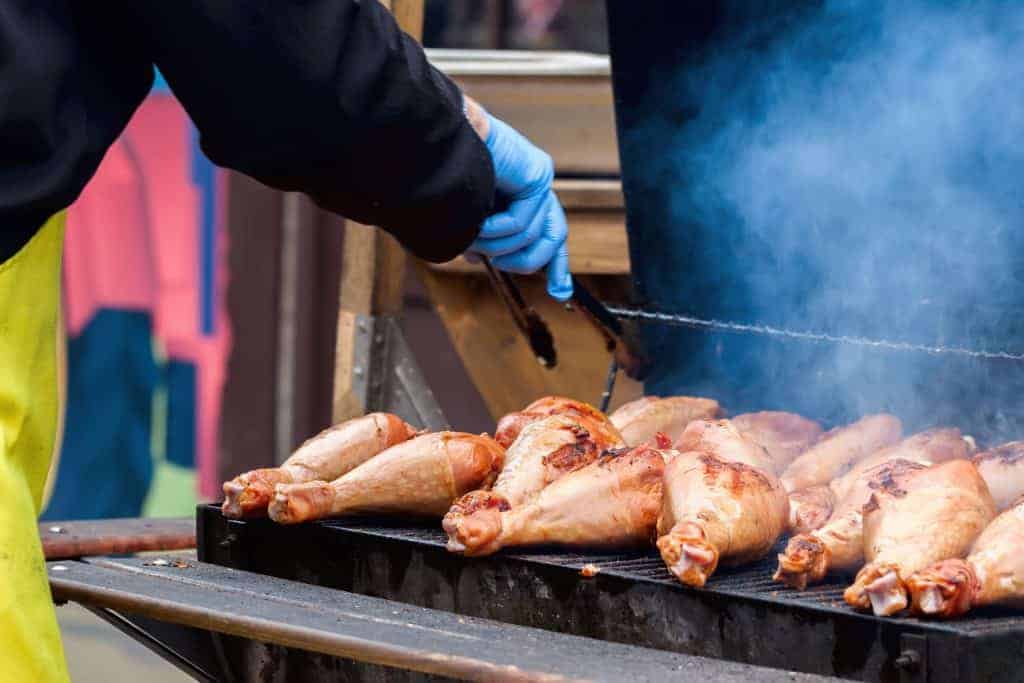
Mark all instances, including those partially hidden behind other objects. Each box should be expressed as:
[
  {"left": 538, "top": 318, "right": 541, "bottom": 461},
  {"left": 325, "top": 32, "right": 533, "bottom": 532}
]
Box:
[
  {"left": 907, "top": 559, "right": 978, "bottom": 618},
  {"left": 657, "top": 521, "right": 720, "bottom": 588},
  {"left": 442, "top": 490, "right": 512, "bottom": 555},
  {"left": 445, "top": 416, "right": 618, "bottom": 556},
  {"left": 222, "top": 412, "right": 417, "bottom": 519},
  {"left": 494, "top": 396, "right": 617, "bottom": 449},
  {"left": 268, "top": 432, "right": 505, "bottom": 525},
  {"left": 773, "top": 535, "right": 830, "bottom": 590},
  {"left": 542, "top": 426, "right": 607, "bottom": 476},
  {"left": 830, "top": 427, "right": 972, "bottom": 502},
  {"left": 787, "top": 485, "right": 835, "bottom": 535}
]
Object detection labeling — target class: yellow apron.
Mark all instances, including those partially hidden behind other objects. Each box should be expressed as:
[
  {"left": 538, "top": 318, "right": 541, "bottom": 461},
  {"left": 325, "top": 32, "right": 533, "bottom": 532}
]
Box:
[{"left": 0, "top": 214, "right": 70, "bottom": 682}]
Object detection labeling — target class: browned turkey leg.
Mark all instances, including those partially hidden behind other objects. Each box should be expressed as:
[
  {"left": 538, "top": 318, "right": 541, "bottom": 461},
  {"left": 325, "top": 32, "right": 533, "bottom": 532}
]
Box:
[
  {"left": 780, "top": 414, "right": 902, "bottom": 492},
  {"left": 731, "top": 411, "right": 823, "bottom": 472},
  {"left": 907, "top": 496, "right": 1024, "bottom": 617},
  {"left": 829, "top": 427, "right": 972, "bottom": 502},
  {"left": 775, "top": 426, "right": 969, "bottom": 589},
  {"left": 775, "top": 458, "right": 927, "bottom": 589},
  {"left": 972, "top": 441, "right": 1024, "bottom": 511},
  {"left": 675, "top": 419, "right": 777, "bottom": 473},
  {"left": 657, "top": 451, "right": 788, "bottom": 587},
  {"left": 268, "top": 432, "right": 504, "bottom": 524},
  {"left": 609, "top": 396, "right": 721, "bottom": 447},
  {"left": 493, "top": 396, "right": 622, "bottom": 449},
  {"left": 222, "top": 413, "right": 417, "bottom": 518},
  {"left": 443, "top": 414, "right": 624, "bottom": 554},
  {"left": 447, "top": 445, "right": 669, "bottom": 557},
  {"left": 843, "top": 460, "right": 995, "bottom": 616}
]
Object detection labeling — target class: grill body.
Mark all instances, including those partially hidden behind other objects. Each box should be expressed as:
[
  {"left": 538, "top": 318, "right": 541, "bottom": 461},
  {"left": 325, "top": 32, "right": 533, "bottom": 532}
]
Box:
[{"left": 198, "top": 505, "right": 1024, "bottom": 682}]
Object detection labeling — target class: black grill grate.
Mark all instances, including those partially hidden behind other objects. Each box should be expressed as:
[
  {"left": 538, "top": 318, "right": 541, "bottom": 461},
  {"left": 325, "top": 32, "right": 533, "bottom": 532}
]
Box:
[{"left": 314, "top": 517, "right": 1019, "bottom": 632}]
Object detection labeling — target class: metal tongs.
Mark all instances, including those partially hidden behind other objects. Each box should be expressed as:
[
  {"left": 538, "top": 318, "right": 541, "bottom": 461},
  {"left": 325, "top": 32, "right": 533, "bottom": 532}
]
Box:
[
  {"left": 480, "top": 256, "right": 557, "bottom": 368},
  {"left": 480, "top": 256, "right": 648, "bottom": 410}
]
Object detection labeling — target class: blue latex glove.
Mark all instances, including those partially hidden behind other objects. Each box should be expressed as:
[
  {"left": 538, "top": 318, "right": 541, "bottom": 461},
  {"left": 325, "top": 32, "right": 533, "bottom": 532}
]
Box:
[{"left": 470, "top": 114, "right": 573, "bottom": 301}]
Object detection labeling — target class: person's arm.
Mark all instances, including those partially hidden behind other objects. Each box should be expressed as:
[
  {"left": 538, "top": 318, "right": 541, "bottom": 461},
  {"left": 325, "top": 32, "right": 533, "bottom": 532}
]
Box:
[{"left": 122, "top": 1, "right": 494, "bottom": 263}]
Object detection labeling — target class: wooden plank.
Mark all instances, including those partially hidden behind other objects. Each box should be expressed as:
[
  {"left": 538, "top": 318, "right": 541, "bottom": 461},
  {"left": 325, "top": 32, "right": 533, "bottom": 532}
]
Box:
[
  {"left": 427, "top": 50, "right": 618, "bottom": 175},
  {"left": 48, "top": 556, "right": 826, "bottom": 683},
  {"left": 433, "top": 211, "right": 630, "bottom": 275},
  {"left": 551, "top": 179, "right": 624, "bottom": 210},
  {"left": 332, "top": 0, "right": 425, "bottom": 423},
  {"left": 40, "top": 518, "right": 194, "bottom": 560},
  {"left": 415, "top": 271, "right": 642, "bottom": 420},
  {"left": 453, "top": 76, "right": 617, "bottom": 176}
]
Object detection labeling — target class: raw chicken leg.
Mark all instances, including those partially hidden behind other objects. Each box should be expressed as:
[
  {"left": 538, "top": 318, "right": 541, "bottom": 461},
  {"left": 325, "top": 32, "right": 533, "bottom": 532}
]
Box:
[
  {"left": 972, "top": 441, "right": 1024, "bottom": 511},
  {"left": 443, "top": 414, "right": 624, "bottom": 554},
  {"left": 776, "top": 427, "right": 968, "bottom": 588},
  {"left": 446, "top": 445, "right": 669, "bottom": 557},
  {"left": 731, "top": 411, "right": 823, "bottom": 472},
  {"left": 675, "top": 420, "right": 776, "bottom": 473},
  {"left": 907, "top": 496, "right": 1024, "bottom": 617},
  {"left": 843, "top": 460, "right": 996, "bottom": 615},
  {"left": 609, "top": 396, "right": 721, "bottom": 447},
  {"left": 222, "top": 413, "right": 417, "bottom": 518},
  {"left": 268, "top": 432, "right": 504, "bottom": 524},
  {"left": 494, "top": 396, "right": 622, "bottom": 449},
  {"left": 658, "top": 451, "right": 789, "bottom": 587},
  {"left": 780, "top": 414, "right": 902, "bottom": 492}
]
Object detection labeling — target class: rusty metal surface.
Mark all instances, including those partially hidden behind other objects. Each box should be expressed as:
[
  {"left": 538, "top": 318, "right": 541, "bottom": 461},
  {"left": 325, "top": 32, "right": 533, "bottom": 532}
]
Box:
[
  {"left": 198, "top": 506, "right": 1024, "bottom": 683},
  {"left": 40, "top": 518, "right": 194, "bottom": 560},
  {"left": 47, "top": 555, "right": 833, "bottom": 683}
]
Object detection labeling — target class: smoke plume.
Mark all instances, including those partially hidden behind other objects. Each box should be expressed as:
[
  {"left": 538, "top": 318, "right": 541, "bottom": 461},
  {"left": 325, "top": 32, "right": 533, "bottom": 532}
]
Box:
[{"left": 626, "top": 0, "right": 1024, "bottom": 436}]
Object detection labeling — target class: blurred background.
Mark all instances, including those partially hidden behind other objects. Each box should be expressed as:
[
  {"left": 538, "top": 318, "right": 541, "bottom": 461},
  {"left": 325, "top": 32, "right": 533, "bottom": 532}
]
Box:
[{"left": 54, "top": 3, "right": 613, "bottom": 679}]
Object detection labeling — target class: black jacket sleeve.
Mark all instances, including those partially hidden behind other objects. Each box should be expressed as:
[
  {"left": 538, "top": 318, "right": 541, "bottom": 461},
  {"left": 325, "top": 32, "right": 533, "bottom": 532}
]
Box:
[
  {"left": 0, "top": 0, "right": 494, "bottom": 264},
  {"left": 127, "top": 1, "right": 494, "bottom": 263}
]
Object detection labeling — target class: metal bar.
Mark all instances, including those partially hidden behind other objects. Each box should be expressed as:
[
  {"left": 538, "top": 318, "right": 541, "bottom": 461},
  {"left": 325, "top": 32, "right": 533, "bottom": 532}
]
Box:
[
  {"left": 599, "top": 357, "right": 618, "bottom": 413},
  {"left": 275, "top": 192, "right": 303, "bottom": 463},
  {"left": 40, "top": 518, "right": 194, "bottom": 560},
  {"left": 48, "top": 555, "right": 827, "bottom": 683},
  {"left": 83, "top": 607, "right": 220, "bottom": 683},
  {"left": 605, "top": 305, "right": 1024, "bottom": 361}
]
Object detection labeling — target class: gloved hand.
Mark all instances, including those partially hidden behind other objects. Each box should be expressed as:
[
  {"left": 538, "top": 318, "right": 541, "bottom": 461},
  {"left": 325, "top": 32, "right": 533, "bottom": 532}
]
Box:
[{"left": 469, "top": 113, "right": 573, "bottom": 301}]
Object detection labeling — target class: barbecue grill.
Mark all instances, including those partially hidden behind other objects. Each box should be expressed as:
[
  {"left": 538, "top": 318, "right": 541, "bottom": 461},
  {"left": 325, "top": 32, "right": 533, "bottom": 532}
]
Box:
[
  {"left": 196, "top": 506, "right": 1024, "bottom": 683},
  {"left": 49, "top": 1, "right": 1024, "bottom": 681}
]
